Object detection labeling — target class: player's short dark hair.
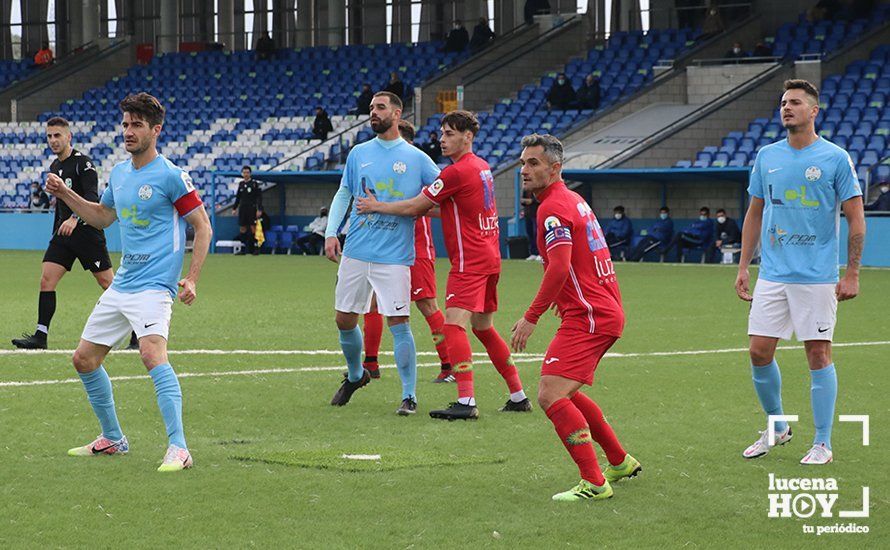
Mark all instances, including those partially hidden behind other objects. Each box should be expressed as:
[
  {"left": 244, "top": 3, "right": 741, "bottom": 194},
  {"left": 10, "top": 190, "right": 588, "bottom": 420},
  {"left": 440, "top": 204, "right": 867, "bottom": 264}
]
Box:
[
  {"left": 520, "top": 133, "right": 564, "bottom": 164},
  {"left": 46, "top": 116, "right": 69, "bottom": 128},
  {"left": 783, "top": 79, "right": 819, "bottom": 104},
  {"left": 119, "top": 92, "right": 166, "bottom": 127},
  {"left": 372, "top": 91, "right": 403, "bottom": 110},
  {"left": 442, "top": 110, "right": 480, "bottom": 136},
  {"left": 397, "top": 120, "right": 415, "bottom": 142},
  {"left": 242, "top": 165, "right": 252, "bottom": 172}
]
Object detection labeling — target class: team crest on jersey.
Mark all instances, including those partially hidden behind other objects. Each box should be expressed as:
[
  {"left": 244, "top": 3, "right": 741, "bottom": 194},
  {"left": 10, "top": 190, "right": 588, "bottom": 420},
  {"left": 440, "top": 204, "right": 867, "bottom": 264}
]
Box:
[
  {"left": 429, "top": 179, "right": 444, "bottom": 196},
  {"left": 64, "top": 178, "right": 72, "bottom": 188},
  {"left": 392, "top": 161, "right": 407, "bottom": 175},
  {"left": 138, "top": 184, "right": 153, "bottom": 200},
  {"left": 180, "top": 171, "right": 195, "bottom": 192},
  {"left": 805, "top": 166, "right": 822, "bottom": 182}
]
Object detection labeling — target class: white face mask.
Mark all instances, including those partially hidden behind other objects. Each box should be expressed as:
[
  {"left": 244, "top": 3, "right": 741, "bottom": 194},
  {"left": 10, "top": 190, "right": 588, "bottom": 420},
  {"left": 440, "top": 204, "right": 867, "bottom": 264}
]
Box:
[
  {"left": 733, "top": 47, "right": 741, "bottom": 54},
  {"left": 614, "top": 213, "right": 623, "bottom": 220},
  {"left": 717, "top": 216, "right": 726, "bottom": 224},
  {"left": 558, "top": 79, "right": 565, "bottom": 85},
  {"left": 699, "top": 215, "right": 707, "bottom": 221},
  {"left": 659, "top": 213, "right": 668, "bottom": 220},
  {"left": 881, "top": 185, "right": 890, "bottom": 193}
]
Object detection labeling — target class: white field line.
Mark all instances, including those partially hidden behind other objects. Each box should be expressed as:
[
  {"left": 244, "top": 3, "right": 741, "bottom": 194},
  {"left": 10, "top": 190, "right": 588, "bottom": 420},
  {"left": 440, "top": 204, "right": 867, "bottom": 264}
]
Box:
[
  {"left": 0, "top": 349, "right": 541, "bottom": 357},
  {"left": 1, "top": 340, "right": 887, "bottom": 389}
]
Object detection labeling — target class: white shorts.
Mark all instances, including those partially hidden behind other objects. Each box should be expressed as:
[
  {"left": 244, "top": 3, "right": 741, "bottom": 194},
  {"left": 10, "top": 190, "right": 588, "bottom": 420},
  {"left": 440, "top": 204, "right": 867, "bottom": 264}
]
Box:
[
  {"left": 335, "top": 256, "right": 410, "bottom": 317},
  {"left": 748, "top": 280, "right": 837, "bottom": 341},
  {"left": 81, "top": 287, "right": 174, "bottom": 347}
]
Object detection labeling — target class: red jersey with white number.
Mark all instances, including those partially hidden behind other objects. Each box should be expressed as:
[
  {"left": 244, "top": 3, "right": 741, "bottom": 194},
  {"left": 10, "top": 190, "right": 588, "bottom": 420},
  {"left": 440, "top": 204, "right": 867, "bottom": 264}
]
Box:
[
  {"left": 535, "top": 181, "right": 624, "bottom": 336},
  {"left": 414, "top": 215, "right": 436, "bottom": 260},
  {"left": 422, "top": 152, "right": 500, "bottom": 274}
]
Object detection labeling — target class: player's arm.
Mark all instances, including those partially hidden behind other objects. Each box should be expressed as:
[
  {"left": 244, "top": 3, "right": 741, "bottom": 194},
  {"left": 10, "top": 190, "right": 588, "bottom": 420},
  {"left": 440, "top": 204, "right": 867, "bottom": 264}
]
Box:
[
  {"left": 511, "top": 244, "right": 572, "bottom": 352},
  {"left": 178, "top": 205, "right": 211, "bottom": 306},
  {"left": 45, "top": 173, "right": 116, "bottom": 229},
  {"left": 356, "top": 187, "right": 435, "bottom": 217},
  {"left": 837, "top": 196, "right": 865, "bottom": 301},
  {"left": 323, "top": 185, "right": 352, "bottom": 262},
  {"left": 735, "top": 196, "right": 764, "bottom": 302}
]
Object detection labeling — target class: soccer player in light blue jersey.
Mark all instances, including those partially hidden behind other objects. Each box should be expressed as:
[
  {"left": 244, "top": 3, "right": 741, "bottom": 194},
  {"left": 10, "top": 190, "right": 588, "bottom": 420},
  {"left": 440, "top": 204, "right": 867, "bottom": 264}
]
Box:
[
  {"left": 45, "top": 93, "right": 212, "bottom": 472},
  {"left": 323, "top": 91, "right": 441, "bottom": 414},
  {"left": 735, "top": 80, "right": 865, "bottom": 465}
]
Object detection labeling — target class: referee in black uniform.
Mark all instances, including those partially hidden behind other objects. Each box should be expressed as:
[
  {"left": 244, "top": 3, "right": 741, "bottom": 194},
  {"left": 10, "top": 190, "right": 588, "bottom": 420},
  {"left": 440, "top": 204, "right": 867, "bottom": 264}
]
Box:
[
  {"left": 12, "top": 117, "right": 136, "bottom": 350},
  {"left": 232, "top": 165, "right": 263, "bottom": 255}
]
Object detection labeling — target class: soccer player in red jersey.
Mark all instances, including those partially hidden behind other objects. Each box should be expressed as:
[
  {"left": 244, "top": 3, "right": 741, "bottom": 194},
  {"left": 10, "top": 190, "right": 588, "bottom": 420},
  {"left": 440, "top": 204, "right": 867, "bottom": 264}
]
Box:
[
  {"left": 510, "top": 134, "right": 641, "bottom": 501},
  {"left": 356, "top": 110, "right": 529, "bottom": 420},
  {"left": 361, "top": 120, "right": 453, "bottom": 382}
]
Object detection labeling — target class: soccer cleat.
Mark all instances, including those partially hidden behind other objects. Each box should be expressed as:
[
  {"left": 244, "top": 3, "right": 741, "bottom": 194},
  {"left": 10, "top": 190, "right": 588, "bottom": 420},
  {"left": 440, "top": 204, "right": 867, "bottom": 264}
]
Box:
[
  {"left": 800, "top": 443, "right": 833, "bottom": 465},
  {"left": 157, "top": 445, "right": 193, "bottom": 472},
  {"left": 429, "top": 402, "right": 479, "bottom": 421},
  {"left": 552, "top": 479, "right": 613, "bottom": 502},
  {"left": 396, "top": 397, "right": 417, "bottom": 416},
  {"left": 330, "top": 369, "right": 371, "bottom": 406},
  {"left": 499, "top": 398, "right": 533, "bottom": 412},
  {"left": 603, "top": 454, "right": 642, "bottom": 483},
  {"left": 11, "top": 331, "right": 47, "bottom": 350},
  {"left": 68, "top": 435, "right": 129, "bottom": 457},
  {"left": 742, "top": 427, "right": 793, "bottom": 459},
  {"left": 432, "top": 369, "right": 455, "bottom": 383}
]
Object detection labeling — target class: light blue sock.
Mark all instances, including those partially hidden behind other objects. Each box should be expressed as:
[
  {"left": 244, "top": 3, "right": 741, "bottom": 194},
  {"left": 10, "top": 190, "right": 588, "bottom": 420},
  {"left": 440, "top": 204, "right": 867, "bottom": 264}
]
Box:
[
  {"left": 149, "top": 363, "right": 187, "bottom": 450},
  {"left": 339, "top": 327, "right": 364, "bottom": 382},
  {"left": 810, "top": 363, "right": 837, "bottom": 449},
  {"left": 751, "top": 360, "right": 788, "bottom": 433},
  {"left": 390, "top": 322, "right": 417, "bottom": 400},
  {"left": 78, "top": 366, "right": 123, "bottom": 441}
]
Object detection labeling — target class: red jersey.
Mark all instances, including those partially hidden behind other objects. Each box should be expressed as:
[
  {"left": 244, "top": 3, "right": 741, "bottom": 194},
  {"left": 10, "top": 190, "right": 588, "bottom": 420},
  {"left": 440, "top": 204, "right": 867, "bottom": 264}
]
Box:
[
  {"left": 421, "top": 152, "right": 500, "bottom": 274},
  {"left": 414, "top": 215, "right": 436, "bottom": 260},
  {"left": 526, "top": 181, "right": 624, "bottom": 336}
]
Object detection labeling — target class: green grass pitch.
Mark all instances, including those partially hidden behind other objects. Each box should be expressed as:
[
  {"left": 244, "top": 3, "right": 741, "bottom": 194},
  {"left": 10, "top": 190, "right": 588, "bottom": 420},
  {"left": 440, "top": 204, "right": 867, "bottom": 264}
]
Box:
[{"left": 0, "top": 251, "right": 887, "bottom": 548}]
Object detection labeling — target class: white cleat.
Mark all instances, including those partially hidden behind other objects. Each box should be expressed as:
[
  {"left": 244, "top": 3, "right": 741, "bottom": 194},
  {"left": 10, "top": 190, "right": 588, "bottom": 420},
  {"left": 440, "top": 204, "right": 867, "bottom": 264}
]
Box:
[
  {"left": 800, "top": 443, "right": 833, "bottom": 465},
  {"left": 157, "top": 445, "right": 193, "bottom": 472},
  {"left": 742, "top": 427, "right": 792, "bottom": 459}
]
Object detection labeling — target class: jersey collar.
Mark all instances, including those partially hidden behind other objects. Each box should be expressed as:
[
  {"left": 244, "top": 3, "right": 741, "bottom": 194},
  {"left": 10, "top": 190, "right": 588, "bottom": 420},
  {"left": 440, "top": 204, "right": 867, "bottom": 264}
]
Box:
[{"left": 535, "top": 180, "right": 566, "bottom": 201}]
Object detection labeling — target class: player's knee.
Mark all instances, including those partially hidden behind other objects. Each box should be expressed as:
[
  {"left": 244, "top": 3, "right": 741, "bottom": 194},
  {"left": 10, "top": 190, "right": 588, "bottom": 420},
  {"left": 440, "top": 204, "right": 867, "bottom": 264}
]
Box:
[
  {"left": 805, "top": 346, "right": 832, "bottom": 369},
  {"left": 335, "top": 312, "right": 358, "bottom": 331},
  {"left": 749, "top": 346, "right": 774, "bottom": 365},
  {"left": 39, "top": 272, "right": 58, "bottom": 291},
  {"left": 72, "top": 349, "right": 99, "bottom": 373}
]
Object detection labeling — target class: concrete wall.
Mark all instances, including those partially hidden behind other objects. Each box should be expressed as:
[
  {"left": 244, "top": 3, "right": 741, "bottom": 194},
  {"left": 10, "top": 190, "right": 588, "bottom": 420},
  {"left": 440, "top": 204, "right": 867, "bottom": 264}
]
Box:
[{"left": 686, "top": 62, "right": 777, "bottom": 104}]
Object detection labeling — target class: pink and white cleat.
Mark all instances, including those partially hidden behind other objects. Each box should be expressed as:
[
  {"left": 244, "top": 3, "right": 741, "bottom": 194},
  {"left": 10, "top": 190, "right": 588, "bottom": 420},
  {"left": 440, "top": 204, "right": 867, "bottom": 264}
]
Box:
[
  {"left": 157, "top": 445, "right": 193, "bottom": 472},
  {"left": 68, "top": 435, "right": 129, "bottom": 457},
  {"left": 800, "top": 443, "right": 833, "bottom": 465}
]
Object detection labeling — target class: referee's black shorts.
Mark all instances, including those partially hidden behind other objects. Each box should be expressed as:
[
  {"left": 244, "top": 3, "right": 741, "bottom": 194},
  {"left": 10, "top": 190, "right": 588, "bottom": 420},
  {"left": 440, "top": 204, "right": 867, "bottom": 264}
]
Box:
[
  {"left": 43, "top": 229, "right": 113, "bottom": 272},
  {"left": 238, "top": 207, "right": 257, "bottom": 227}
]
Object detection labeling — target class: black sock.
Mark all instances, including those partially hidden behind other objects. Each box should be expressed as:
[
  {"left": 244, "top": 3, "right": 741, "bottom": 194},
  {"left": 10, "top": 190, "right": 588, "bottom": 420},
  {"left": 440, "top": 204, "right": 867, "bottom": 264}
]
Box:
[{"left": 37, "top": 291, "right": 56, "bottom": 334}]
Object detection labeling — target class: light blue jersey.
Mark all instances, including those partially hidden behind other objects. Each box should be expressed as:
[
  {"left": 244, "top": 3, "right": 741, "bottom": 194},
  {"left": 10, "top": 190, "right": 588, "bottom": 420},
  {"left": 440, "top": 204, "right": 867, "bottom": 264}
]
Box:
[
  {"left": 101, "top": 155, "right": 199, "bottom": 297},
  {"left": 339, "top": 137, "right": 440, "bottom": 265},
  {"left": 748, "top": 137, "right": 861, "bottom": 284}
]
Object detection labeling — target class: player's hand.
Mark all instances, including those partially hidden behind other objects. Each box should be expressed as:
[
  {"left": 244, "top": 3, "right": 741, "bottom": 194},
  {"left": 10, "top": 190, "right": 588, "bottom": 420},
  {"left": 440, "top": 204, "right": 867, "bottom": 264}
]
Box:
[
  {"left": 510, "top": 317, "right": 536, "bottom": 353},
  {"left": 45, "top": 173, "right": 68, "bottom": 197},
  {"left": 836, "top": 272, "right": 859, "bottom": 301},
  {"left": 354, "top": 185, "right": 380, "bottom": 214},
  {"left": 735, "top": 267, "right": 752, "bottom": 302},
  {"left": 324, "top": 236, "right": 341, "bottom": 263},
  {"left": 57, "top": 217, "right": 77, "bottom": 236},
  {"left": 177, "top": 278, "right": 197, "bottom": 305}
]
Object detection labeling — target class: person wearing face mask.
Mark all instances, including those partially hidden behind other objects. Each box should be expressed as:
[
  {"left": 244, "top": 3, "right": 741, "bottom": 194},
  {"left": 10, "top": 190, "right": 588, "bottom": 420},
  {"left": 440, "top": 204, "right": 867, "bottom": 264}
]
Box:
[
  {"left": 627, "top": 206, "right": 674, "bottom": 261},
  {"left": 663, "top": 206, "right": 715, "bottom": 262},
  {"left": 547, "top": 73, "right": 577, "bottom": 111},
  {"left": 864, "top": 181, "right": 890, "bottom": 211},
  {"left": 725, "top": 42, "right": 748, "bottom": 61},
  {"left": 603, "top": 205, "right": 633, "bottom": 260},
  {"left": 30, "top": 182, "right": 51, "bottom": 211},
  {"left": 443, "top": 21, "right": 469, "bottom": 53},
  {"left": 714, "top": 208, "right": 742, "bottom": 262}
]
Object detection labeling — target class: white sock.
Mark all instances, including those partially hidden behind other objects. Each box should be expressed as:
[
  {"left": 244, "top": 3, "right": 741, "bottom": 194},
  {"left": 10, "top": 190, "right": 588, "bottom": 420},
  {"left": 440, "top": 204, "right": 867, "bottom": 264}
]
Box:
[
  {"left": 36, "top": 325, "right": 48, "bottom": 335},
  {"left": 510, "top": 390, "right": 527, "bottom": 403},
  {"left": 458, "top": 397, "right": 476, "bottom": 406}
]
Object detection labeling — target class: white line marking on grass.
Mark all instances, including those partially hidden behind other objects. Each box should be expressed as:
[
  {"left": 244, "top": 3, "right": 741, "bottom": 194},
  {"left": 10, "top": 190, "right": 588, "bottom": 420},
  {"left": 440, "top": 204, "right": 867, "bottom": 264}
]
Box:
[{"left": 0, "top": 349, "right": 543, "bottom": 358}]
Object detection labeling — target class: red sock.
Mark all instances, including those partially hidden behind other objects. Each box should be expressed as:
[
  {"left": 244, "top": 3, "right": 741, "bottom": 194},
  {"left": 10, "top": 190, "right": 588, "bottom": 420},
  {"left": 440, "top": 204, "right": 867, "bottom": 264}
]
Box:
[
  {"left": 472, "top": 326, "right": 523, "bottom": 394},
  {"left": 362, "top": 312, "right": 383, "bottom": 369},
  {"left": 546, "top": 398, "right": 605, "bottom": 485},
  {"left": 571, "top": 392, "right": 627, "bottom": 466},
  {"left": 424, "top": 310, "right": 451, "bottom": 369},
  {"left": 444, "top": 323, "right": 473, "bottom": 399}
]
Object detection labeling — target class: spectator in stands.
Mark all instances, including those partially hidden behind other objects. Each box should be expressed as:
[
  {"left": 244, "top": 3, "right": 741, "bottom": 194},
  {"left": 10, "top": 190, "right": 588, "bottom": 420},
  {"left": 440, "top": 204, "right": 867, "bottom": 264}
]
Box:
[
  {"left": 443, "top": 21, "right": 469, "bottom": 53},
  {"left": 576, "top": 74, "right": 601, "bottom": 110},
  {"left": 520, "top": 189, "right": 540, "bottom": 260},
  {"left": 296, "top": 207, "right": 329, "bottom": 255},
  {"left": 34, "top": 42, "right": 53, "bottom": 68},
  {"left": 255, "top": 32, "right": 276, "bottom": 61},
  {"left": 604, "top": 205, "right": 633, "bottom": 260},
  {"left": 469, "top": 17, "right": 496, "bottom": 54},
  {"left": 752, "top": 41, "right": 773, "bottom": 58},
  {"left": 714, "top": 208, "right": 742, "bottom": 261},
  {"left": 383, "top": 71, "right": 405, "bottom": 100},
  {"left": 421, "top": 131, "right": 442, "bottom": 163},
  {"left": 547, "top": 73, "right": 577, "bottom": 110},
  {"left": 313, "top": 107, "right": 334, "bottom": 141},
  {"left": 699, "top": 5, "right": 725, "bottom": 39},
  {"left": 664, "top": 206, "right": 715, "bottom": 262},
  {"left": 524, "top": 0, "right": 551, "bottom": 25},
  {"left": 627, "top": 206, "right": 674, "bottom": 261},
  {"left": 865, "top": 181, "right": 890, "bottom": 211},
  {"left": 30, "top": 182, "right": 50, "bottom": 211},
  {"left": 356, "top": 84, "right": 374, "bottom": 115},
  {"left": 725, "top": 42, "right": 748, "bottom": 60}
]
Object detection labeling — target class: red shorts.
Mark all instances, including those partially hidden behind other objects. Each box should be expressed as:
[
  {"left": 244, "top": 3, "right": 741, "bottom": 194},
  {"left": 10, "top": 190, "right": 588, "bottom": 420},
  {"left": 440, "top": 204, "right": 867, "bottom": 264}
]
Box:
[
  {"left": 410, "top": 258, "right": 437, "bottom": 301},
  {"left": 541, "top": 328, "right": 619, "bottom": 386},
  {"left": 445, "top": 271, "right": 499, "bottom": 313}
]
